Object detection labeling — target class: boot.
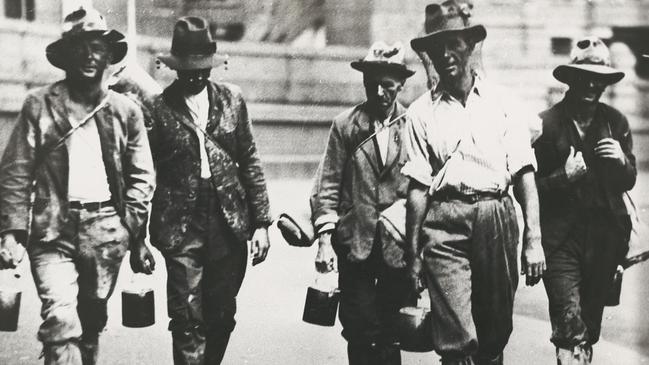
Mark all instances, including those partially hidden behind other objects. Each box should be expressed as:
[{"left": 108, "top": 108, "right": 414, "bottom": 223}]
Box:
[
  {"left": 43, "top": 341, "right": 83, "bottom": 365},
  {"left": 79, "top": 334, "right": 99, "bottom": 365},
  {"left": 556, "top": 344, "right": 592, "bottom": 365}
]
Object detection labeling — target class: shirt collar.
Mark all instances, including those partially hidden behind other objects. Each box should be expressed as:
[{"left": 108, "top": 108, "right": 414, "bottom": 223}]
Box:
[{"left": 431, "top": 72, "right": 482, "bottom": 103}]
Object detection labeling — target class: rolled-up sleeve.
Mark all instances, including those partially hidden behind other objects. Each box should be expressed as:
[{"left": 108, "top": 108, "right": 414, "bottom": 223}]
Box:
[
  {"left": 503, "top": 107, "right": 537, "bottom": 177},
  {"left": 401, "top": 112, "right": 433, "bottom": 186}
]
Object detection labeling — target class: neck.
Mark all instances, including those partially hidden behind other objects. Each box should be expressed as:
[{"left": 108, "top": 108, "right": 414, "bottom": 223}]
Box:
[
  {"left": 66, "top": 77, "right": 105, "bottom": 106},
  {"left": 368, "top": 102, "right": 394, "bottom": 121},
  {"left": 566, "top": 97, "right": 598, "bottom": 126},
  {"left": 439, "top": 71, "right": 474, "bottom": 105}
]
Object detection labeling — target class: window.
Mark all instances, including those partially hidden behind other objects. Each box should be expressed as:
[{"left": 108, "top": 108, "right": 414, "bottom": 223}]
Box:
[{"left": 5, "top": 0, "right": 35, "bottom": 21}]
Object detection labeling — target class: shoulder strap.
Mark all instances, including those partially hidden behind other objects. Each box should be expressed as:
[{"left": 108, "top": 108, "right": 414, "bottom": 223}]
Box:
[
  {"left": 37, "top": 94, "right": 111, "bottom": 166},
  {"left": 353, "top": 111, "right": 407, "bottom": 154}
]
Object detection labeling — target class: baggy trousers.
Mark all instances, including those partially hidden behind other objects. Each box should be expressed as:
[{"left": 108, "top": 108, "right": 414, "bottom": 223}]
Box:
[
  {"left": 419, "top": 196, "right": 519, "bottom": 365},
  {"left": 28, "top": 205, "right": 129, "bottom": 365},
  {"left": 163, "top": 179, "right": 247, "bottom": 365},
  {"left": 543, "top": 210, "right": 630, "bottom": 350},
  {"left": 336, "top": 238, "right": 416, "bottom": 365}
]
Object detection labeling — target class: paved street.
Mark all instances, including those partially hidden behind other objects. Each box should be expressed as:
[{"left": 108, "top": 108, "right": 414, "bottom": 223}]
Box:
[{"left": 2, "top": 175, "right": 649, "bottom": 364}]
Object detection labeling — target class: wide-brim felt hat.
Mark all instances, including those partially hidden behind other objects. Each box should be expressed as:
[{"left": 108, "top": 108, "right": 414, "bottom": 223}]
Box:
[
  {"left": 46, "top": 7, "right": 127, "bottom": 70},
  {"left": 350, "top": 41, "right": 415, "bottom": 79},
  {"left": 553, "top": 36, "right": 624, "bottom": 85},
  {"left": 411, "top": 0, "right": 486, "bottom": 52},
  {"left": 276, "top": 213, "right": 315, "bottom": 247},
  {"left": 158, "top": 16, "right": 227, "bottom": 70}
]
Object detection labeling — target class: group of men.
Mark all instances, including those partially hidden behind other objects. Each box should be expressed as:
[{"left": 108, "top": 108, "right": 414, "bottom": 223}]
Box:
[
  {"left": 311, "top": 1, "right": 636, "bottom": 365},
  {"left": 0, "top": 1, "right": 637, "bottom": 365},
  {"left": 0, "top": 7, "right": 269, "bottom": 365}
]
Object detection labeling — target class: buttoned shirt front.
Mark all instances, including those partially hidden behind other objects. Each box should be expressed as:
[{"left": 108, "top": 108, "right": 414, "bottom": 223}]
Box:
[
  {"left": 402, "top": 78, "right": 536, "bottom": 195},
  {"left": 185, "top": 87, "right": 212, "bottom": 179}
]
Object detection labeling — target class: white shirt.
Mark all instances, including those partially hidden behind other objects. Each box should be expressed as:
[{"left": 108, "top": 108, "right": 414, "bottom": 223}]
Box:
[
  {"left": 67, "top": 117, "right": 112, "bottom": 202},
  {"left": 185, "top": 88, "right": 212, "bottom": 179},
  {"left": 373, "top": 118, "right": 390, "bottom": 166},
  {"left": 402, "top": 78, "right": 537, "bottom": 195}
]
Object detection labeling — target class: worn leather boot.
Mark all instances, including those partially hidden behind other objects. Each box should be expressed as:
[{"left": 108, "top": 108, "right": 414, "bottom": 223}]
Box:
[
  {"left": 43, "top": 341, "right": 83, "bottom": 365},
  {"left": 556, "top": 344, "right": 592, "bottom": 365}
]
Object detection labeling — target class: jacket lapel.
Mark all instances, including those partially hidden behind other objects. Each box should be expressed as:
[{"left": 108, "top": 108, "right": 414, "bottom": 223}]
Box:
[
  {"left": 44, "top": 82, "right": 73, "bottom": 137},
  {"left": 380, "top": 104, "right": 406, "bottom": 177},
  {"left": 94, "top": 95, "right": 123, "bottom": 212},
  {"left": 163, "top": 81, "right": 202, "bottom": 137},
  {"left": 354, "top": 107, "right": 381, "bottom": 176},
  {"left": 206, "top": 82, "right": 223, "bottom": 134}
]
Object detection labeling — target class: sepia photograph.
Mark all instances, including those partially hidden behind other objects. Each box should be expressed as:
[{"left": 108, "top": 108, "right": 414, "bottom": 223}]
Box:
[{"left": 0, "top": 0, "right": 648, "bottom": 364}]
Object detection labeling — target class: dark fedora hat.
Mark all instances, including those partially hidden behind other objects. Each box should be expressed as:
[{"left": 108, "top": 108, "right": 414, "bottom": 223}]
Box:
[
  {"left": 46, "top": 7, "right": 127, "bottom": 70},
  {"left": 158, "top": 16, "right": 227, "bottom": 70},
  {"left": 553, "top": 36, "right": 624, "bottom": 86},
  {"left": 411, "top": 0, "right": 486, "bottom": 52},
  {"left": 351, "top": 41, "right": 415, "bottom": 79}
]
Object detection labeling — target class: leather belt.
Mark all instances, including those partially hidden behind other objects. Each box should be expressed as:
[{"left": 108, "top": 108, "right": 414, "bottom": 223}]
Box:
[
  {"left": 68, "top": 200, "right": 113, "bottom": 211},
  {"left": 432, "top": 189, "right": 508, "bottom": 204}
]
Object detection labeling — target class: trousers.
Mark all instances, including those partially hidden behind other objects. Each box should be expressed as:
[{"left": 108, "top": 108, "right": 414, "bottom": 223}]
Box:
[
  {"left": 162, "top": 178, "right": 248, "bottom": 365},
  {"left": 336, "top": 238, "right": 415, "bottom": 365},
  {"left": 543, "top": 210, "right": 629, "bottom": 349},
  {"left": 28, "top": 205, "right": 129, "bottom": 365},
  {"left": 419, "top": 196, "right": 519, "bottom": 365}
]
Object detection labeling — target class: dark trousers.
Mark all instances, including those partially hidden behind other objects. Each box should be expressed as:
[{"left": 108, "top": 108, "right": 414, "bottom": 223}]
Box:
[
  {"left": 543, "top": 211, "right": 629, "bottom": 350},
  {"left": 28, "top": 206, "right": 129, "bottom": 365},
  {"left": 336, "top": 240, "right": 415, "bottom": 365},
  {"left": 162, "top": 179, "right": 248, "bottom": 365},
  {"left": 420, "top": 196, "right": 519, "bottom": 365}
]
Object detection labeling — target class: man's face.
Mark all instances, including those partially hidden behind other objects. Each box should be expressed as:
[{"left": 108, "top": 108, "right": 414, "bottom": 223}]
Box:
[
  {"left": 177, "top": 68, "right": 211, "bottom": 95},
  {"left": 363, "top": 72, "right": 404, "bottom": 118},
  {"left": 426, "top": 33, "right": 474, "bottom": 81},
  {"left": 567, "top": 73, "right": 607, "bottom": 105},
  {"left": 67, "top": 36, "right": 112, "bottom": 82}
]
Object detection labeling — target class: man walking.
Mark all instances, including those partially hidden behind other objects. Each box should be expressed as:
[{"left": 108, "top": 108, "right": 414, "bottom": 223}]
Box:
[
  {"left": 534, "top": 36, "right": 636, "bottom": 364},
  {"left": 311, "top": 41, "right": 416, "bottom": 365},
  {"left": 403, "top": 1, "right": 546, "bottom": 364},
  {"left": 149, "top": 17, "right": 272, "bottom": 365},
  {"left": 0, "top": 7, "right": 156, "bottom": 364}
]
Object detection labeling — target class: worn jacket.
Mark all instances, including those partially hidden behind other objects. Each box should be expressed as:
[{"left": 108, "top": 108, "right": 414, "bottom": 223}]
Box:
[
  {"left": 0, "top": 81, "right": 155, "bottom": 243},
  {"left": 147, "top": 81, "right": 271, "bottom": 252},
  {"left": 533, "top": 99, "right": 636, "bottom": 252},
  {"left": 311, "top": 102, "right": 409, "bottom": 262}
]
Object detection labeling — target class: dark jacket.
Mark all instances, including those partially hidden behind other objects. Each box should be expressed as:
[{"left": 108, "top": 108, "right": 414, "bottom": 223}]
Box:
[
  {"left": 311, "top": 102, "right": 409, "bottom": 262},
  {"left": 147, "top": 81, "right": 271, "bottom": 253},
  {"left": 533, "top": 99, "right": 636, "bottom": 252},
  {"left": 0, "top": 81, "right": 155, "bottom": 243}
]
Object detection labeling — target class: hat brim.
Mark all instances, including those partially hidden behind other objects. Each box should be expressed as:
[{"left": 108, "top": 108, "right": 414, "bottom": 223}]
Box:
[
  {"left": 410, "top": 25, "right": 487, "bottom": 52},
  {"left": 276, "top": 213, "right": 314, "bottom": 247},
  {"left": 553, "top": 64, "right": 625, "bottom": 85},
  {"left": 350, "top": 60, "right": 415, "bottom": 79},
  {"left": 157, "top": 53, "right": 228, "bottom": 70},
  {"left": 46, "top": 29, "right": 128, "bottom": 70}
]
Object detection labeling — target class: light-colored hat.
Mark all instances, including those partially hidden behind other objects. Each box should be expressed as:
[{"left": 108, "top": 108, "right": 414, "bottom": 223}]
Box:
[
  {"left": 158, "top": 16, "right": 227, "bottom": 70},
  {"left": 45, "top": 7, "right": 127, "bottom": 70},
  {"left": 410, "top": 0, "right": 486, "bottom": 52},
  {"left": 350, "top": 41, "right": 415, "bottom": 79},
  {"left": 553, "top": 36, "right": 624, "bottom": 85}
]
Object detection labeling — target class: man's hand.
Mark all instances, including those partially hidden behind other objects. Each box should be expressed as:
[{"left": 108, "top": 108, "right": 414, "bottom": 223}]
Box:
[
  {"left": 251, "top": 227, "right": 270, "bottom": 266},
  {"left": 406, "top": 255, "right": 425, "bottom": 295},
  {"left": 315, "top": 232, "right": 336, "bottom": 273},
  {"left": 595, "top": 138, "right": 625, "bottom": 166},
  {"left": 129, "top": 241, "right": 156, "bottom": 275},
  {"left": 0, "top": 232, "right": 26, "bottom": 270},
  {"left": 564, "top": 146, "right": 587, "bottom": 182},
  {"left": 521, "top": 228, "right": 546, "bottom": 286}
]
